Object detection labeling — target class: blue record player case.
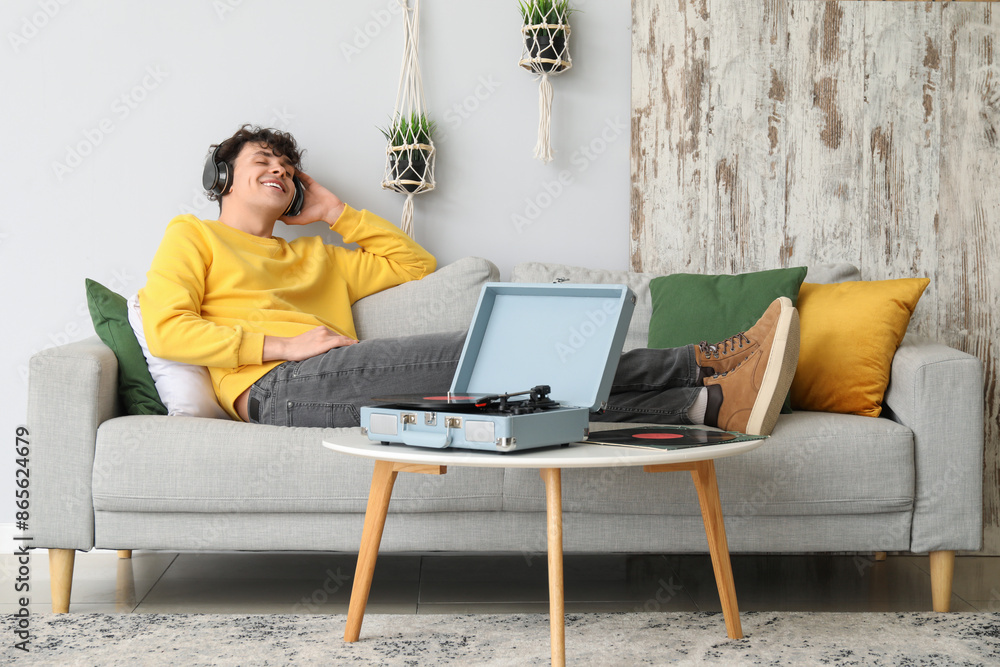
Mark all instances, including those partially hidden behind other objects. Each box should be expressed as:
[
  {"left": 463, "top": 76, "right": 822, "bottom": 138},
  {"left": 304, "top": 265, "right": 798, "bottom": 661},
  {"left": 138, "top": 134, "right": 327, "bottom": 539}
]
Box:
[{"left": 360, "top": 282, "right": 636, "bottom": 452}]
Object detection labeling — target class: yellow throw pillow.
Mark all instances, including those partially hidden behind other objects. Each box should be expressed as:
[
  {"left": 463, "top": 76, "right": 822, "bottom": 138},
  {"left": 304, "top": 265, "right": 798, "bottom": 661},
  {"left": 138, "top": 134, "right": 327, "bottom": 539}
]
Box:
[{"left": 790, "top": 278, "right": 930, "bottom": 417}]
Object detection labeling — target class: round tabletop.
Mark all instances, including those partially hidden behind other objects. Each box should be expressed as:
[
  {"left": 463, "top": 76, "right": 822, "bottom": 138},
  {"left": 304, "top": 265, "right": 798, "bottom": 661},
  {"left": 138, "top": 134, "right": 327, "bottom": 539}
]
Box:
[{"left": 323, "top": 429, "right": 764, "bottom": 469}]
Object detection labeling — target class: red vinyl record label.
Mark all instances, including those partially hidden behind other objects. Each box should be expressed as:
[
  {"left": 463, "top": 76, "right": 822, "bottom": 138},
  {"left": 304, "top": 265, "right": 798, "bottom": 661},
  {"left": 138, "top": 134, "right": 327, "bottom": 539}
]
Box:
[{"left": 587, "top": 427, "right": 738, "bottom": 448}]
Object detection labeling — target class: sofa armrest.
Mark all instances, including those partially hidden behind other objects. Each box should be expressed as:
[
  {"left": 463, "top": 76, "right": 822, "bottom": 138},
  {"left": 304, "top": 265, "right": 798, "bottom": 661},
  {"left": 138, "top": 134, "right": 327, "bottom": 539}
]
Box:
[
  {"left": 884, "top": 334, "right": 984, "bottom": 553},
  {"left": 27, "top": 336, "right": 120, "bottom": 550}
]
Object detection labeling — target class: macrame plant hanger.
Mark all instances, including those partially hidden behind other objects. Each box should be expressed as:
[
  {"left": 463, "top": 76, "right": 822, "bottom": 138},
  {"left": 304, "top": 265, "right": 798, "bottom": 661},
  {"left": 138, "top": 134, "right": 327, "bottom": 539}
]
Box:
[
  {"left": 518, "top": 2, "right": 573, "bottom": 164},
  {"left": 381, "top": 0, "right": 435, "bottom": 237}
]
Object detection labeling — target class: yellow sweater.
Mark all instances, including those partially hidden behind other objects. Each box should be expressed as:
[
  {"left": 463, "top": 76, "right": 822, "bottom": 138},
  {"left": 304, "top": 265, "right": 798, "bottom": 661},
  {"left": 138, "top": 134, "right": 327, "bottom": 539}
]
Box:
[{"left": 139, "top": 205, "right": 436, "bottom": 419}]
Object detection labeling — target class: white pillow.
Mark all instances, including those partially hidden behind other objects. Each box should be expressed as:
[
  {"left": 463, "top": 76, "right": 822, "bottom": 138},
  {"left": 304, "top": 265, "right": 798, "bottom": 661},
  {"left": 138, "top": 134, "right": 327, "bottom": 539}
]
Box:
[{"left": 127, "top": 295, "right": 231, "bottom": 419}]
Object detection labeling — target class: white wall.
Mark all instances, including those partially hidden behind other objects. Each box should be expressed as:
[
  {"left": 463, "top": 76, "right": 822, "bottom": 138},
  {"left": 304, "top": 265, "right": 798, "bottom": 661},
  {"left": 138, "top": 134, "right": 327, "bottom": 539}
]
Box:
[{"left": 0, "top": 0, "right": 630, "bottom": 521}]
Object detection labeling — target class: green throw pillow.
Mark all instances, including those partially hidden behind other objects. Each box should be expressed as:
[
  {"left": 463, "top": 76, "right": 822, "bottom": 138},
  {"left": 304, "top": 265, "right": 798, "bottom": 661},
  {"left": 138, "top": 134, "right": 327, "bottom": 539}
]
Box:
[
  {"left": 647, "top": 267, "right": 808, "bottom": 413},
  {"left": 85, "top": 279, "right": 167, "bottom": 416}
]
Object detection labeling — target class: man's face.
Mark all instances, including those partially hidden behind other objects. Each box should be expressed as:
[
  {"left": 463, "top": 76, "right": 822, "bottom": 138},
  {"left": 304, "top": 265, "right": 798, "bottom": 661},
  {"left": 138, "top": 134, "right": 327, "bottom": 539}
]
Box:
[{"left": 226, "top": 142, "right": 296, "bottom": 213}]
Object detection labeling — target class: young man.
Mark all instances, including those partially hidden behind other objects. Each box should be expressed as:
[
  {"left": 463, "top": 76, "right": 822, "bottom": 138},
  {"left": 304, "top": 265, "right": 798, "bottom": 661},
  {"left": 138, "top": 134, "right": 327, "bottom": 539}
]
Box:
[{"left": 140, "top": 125, "right": 799, "bottom": 436}]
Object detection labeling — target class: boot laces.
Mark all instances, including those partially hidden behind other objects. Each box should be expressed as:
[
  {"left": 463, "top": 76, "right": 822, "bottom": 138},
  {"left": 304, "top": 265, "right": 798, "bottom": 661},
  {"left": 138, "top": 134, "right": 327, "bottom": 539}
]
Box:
[
  {"left": 708, "top": 350, "right": 753, "bottom": 379},
  {"left": 698, "top": 332, "right": 750, "bottom": 359}
]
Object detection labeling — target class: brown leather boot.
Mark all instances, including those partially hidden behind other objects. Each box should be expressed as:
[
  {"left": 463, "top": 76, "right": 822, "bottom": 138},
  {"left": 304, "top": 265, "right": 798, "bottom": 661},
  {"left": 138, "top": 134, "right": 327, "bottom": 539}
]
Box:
[
  {"left": 702, "top": 305, "right": 800, "bottom": 435},
  {"left": 695, "top": 296, "right": 795, "bottom": 378}
]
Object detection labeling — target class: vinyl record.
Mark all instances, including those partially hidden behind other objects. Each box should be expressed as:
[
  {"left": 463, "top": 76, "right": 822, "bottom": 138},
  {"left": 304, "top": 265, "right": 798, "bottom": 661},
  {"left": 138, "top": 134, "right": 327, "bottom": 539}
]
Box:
[
  {"left": 587, "top": 427, "right": 737, "bottom": 448},
  {"left": 369, "top": 393, "right": 496, "bottom": 409}
]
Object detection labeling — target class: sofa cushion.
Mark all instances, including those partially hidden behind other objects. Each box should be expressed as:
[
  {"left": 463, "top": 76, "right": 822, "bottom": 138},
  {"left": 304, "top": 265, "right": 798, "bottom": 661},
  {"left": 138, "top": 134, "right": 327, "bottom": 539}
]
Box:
[
  {"left": 647, "top": 267, "right": 808, "bottom": 413},
  {"left": 84, "top": 279, "right": 167, "bottom": 416},
  {"left": 805, "top": 263, "right": 861, "bottom": 284},
  {"left": 646, "top": 267, "right": 808, "bottom": 350},
  {"left": 92, "top": 416, "right": 503, "bottom": 514},
  {"left": 791, "top": 278, "right": 930, "bottom": 417},
  {"left": 502, "top": 412, "right": 914, "bottom": 517},
  {"left": 353, "top": 256, "right": 499, "bottom": 340},
  {"left": 126, "top": 294, "right": 230, "bottom": 420}
]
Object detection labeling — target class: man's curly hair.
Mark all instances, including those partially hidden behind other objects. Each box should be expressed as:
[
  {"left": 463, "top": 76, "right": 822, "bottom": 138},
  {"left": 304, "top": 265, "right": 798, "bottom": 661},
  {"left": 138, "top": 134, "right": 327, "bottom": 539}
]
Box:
[{"left": 206, "top": 124, "right": 304, "bottom": 203}]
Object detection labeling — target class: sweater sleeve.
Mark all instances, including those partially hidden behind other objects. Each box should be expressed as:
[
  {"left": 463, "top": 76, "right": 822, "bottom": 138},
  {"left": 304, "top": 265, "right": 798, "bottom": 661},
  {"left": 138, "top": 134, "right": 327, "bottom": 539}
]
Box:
[
  {"left": 139, "top": 218, "right": 264, "bottom": 368},
  {"left": 329, "top": 205, "right": 438, "bottom": 303}
]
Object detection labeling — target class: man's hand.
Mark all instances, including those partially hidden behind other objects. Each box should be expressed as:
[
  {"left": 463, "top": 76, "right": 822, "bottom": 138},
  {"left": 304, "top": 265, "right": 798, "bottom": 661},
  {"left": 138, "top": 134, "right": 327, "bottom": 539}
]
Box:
[
  {"left": 263, "top": 326, "right": 357, "bottom": 362},
  {"left": 279, "top": 171, "right": 348, "bottom": 227}
]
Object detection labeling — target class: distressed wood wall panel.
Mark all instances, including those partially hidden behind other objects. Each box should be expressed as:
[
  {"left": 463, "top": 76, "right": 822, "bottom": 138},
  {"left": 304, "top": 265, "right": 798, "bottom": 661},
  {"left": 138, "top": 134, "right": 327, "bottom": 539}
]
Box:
[
  {"left": 708, "top": 0, "right": 789, "bottom": 273},
  {"left": 631, "top": 0, "right": 1000, "bottom": 553},
  {"left": 939, "top": 3, "right": 1000, "bottom": 553},
  {"left": 630, "top": 0, "right": 711, "bottom": 274},
  {"left": 861, "top": 2, "right": 942, "bottom": 337},
  {"left": 784, "top": 2, "right": 867, "bottom": 268}
]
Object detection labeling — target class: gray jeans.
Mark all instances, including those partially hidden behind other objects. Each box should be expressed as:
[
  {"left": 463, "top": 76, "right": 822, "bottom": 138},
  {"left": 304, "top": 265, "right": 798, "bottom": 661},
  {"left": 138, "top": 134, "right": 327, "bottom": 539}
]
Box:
[{"left": 246, "top": 330, "right": 702, "bottom": 428}]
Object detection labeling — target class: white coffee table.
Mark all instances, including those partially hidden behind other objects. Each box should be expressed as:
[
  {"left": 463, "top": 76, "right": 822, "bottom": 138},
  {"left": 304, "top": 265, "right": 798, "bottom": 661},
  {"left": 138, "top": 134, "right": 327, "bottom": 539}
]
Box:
[{"left": 324, "top": 430, "right": 763, "bottom": 667}]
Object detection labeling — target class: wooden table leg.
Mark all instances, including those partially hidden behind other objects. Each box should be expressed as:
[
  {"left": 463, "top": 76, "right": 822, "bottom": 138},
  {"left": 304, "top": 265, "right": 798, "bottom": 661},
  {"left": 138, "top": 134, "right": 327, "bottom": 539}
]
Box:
[
  {"left": 690, "top": 460, "right": 743, "bottom": 639},
  {"left": 540, "top": 468, "right": 565, "bottom": 667},
  {"left": 345, "top": 460, "right": 399, "bottom": 642}
]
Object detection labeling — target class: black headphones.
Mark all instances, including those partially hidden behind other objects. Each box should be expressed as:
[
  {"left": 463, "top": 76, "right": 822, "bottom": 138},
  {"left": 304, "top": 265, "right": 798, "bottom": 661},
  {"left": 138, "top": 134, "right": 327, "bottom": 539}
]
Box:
[{"left": 202, "top": 144, "right": 305, "bottom": 217}]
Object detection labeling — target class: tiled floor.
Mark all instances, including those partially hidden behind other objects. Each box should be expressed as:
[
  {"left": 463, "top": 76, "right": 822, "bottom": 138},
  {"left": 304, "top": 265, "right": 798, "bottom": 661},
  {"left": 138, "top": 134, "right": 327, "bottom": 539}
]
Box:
[{"left": 3, "top": 550, "right": 999, "bottom": 615}]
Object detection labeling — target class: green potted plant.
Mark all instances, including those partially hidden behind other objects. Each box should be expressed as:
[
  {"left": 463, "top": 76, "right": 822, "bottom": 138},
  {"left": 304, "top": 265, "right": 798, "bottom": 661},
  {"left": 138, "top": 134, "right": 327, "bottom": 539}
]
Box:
[
  {"left": 379, "top": 111, "right": 436, "bottom": 194},
  {"left": 518, "top": 0, "right": 574, "bottom": 74}
]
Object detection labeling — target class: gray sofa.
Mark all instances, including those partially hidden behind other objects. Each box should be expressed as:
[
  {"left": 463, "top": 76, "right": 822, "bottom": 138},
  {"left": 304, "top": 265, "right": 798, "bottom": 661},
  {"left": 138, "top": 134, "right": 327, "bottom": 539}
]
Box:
[{"left": 28, "top": 257, "right": 984, "bottom": 613}]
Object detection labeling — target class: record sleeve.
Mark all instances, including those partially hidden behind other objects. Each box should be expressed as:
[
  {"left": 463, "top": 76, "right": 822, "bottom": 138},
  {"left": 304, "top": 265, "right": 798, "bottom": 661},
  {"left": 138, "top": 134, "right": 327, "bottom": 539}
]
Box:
[{"left": 586, "top": 426, "right": 764, "bottom": 450}]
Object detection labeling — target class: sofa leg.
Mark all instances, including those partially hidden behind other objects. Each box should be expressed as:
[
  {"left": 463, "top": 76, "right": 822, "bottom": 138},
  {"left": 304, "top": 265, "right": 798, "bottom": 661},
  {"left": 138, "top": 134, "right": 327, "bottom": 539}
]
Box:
[
  {"left": 49, "top": 549, "right": 75, "bottom": 613},
  {"left": 118, "top": 550, "right": 132, "bottom": 559},
  {"left": 116, "top": 553, "right": 137, "bottom": 611},
  {"left": 874, "top": 551, "right": 887, "bottom": 561},
  {"left": 929, "top": 550, "right": 955, "bottom": 612}
]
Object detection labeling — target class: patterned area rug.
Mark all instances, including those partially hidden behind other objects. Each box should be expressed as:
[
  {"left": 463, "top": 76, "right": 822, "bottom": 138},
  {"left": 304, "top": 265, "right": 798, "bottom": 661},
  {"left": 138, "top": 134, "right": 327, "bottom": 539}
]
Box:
[{"left": 7, "top": 611, "right": 1000, "bottom": 666}]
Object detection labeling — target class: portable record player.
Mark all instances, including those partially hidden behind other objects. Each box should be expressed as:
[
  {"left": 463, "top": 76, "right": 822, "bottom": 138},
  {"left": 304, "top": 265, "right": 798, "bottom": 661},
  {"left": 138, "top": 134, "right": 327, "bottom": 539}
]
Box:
[{"left": 360, "top": 282, "right": 636, "bottom": 452}]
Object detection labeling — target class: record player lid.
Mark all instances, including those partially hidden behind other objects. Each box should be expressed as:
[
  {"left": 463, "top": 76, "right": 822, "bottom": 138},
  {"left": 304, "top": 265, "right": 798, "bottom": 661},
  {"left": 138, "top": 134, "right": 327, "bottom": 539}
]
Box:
[{"left": 450, "top": 283, "right": 636, "bottom": 412}]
